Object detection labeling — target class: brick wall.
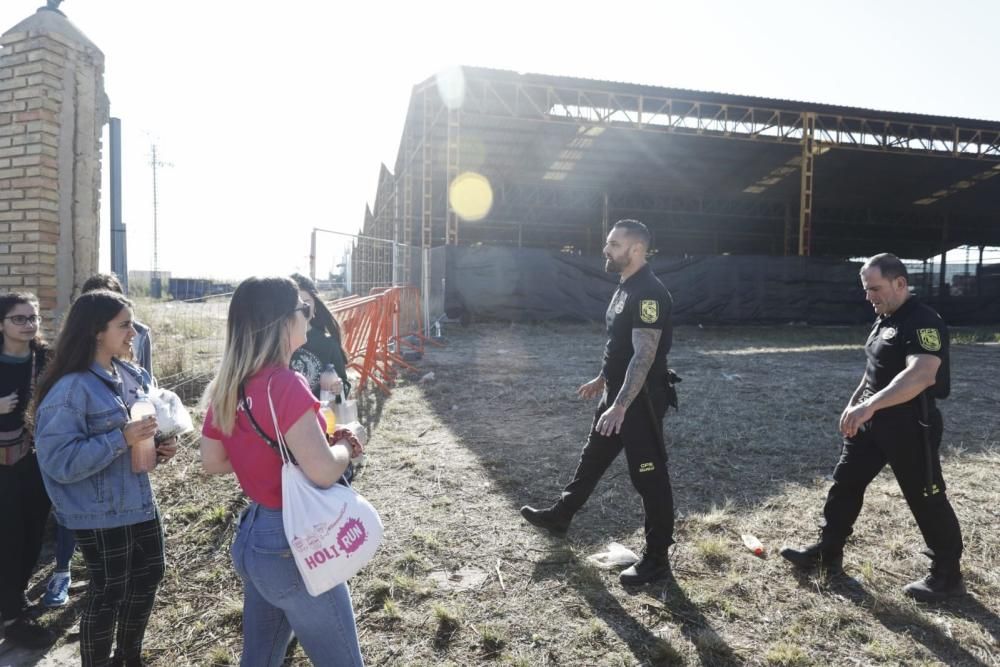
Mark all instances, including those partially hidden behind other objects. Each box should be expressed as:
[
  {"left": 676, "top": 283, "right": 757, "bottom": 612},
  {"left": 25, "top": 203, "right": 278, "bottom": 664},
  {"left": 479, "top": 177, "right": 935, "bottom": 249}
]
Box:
[{"left": 0, "top": 8, "right": 108, "bottom": 321}]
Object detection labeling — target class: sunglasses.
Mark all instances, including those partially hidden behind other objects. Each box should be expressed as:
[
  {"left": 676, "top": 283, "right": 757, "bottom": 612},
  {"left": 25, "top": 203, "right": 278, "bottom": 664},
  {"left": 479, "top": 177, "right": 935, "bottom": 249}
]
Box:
[
  {"left": 4, "top": 314, "right": 40, "bottom": 326},
  {"left": 294, "top": 302, "right": 312, "bottom": 320}
]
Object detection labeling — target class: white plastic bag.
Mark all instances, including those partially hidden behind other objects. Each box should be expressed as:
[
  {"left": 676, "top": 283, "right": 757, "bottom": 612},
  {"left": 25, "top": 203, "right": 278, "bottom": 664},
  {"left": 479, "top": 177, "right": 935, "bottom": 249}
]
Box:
[
  {"left": 332, "top": 391, "right": 357, "bottom": 425},
  {"left": 148, "top": 387, "right": 193, "bottom": 441},
  {"left": 266, "top": 379, "right": 383, "bottom": 596},
  {"left": 586, "top": 542, "right": 640, "bottom": 569}
]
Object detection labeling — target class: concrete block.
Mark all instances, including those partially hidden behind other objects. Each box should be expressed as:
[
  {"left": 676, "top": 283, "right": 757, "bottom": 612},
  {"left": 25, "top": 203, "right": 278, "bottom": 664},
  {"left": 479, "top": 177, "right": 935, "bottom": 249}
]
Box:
[{"left": 0, "top": 276, "right": 25, "bottom": 286}]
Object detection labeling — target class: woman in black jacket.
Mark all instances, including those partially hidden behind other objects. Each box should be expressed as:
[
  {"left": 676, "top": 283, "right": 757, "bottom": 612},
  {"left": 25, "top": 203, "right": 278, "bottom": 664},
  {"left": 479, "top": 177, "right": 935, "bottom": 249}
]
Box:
[
  {"left": 289, "top": 274, "right": 351, "bottom": 399},
  {"left": 0, "top": 292, "right": 54, "bottom": 649}
]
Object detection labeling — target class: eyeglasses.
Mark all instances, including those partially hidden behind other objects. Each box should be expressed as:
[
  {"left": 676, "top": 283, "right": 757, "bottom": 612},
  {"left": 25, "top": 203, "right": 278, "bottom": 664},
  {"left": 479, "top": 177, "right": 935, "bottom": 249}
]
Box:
[
  {"left": 3, "top": 314, "right": 40, "bottom": 326},
  {"left": 294, "top": 303, "right": 312, "bottom": 320}
]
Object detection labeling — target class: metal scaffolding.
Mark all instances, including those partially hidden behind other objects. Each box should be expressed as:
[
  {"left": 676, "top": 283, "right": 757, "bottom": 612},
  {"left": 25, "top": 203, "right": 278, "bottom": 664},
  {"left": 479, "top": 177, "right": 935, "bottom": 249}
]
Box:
[{"left": 350, "top": 67, "right": 1000, "bottom": 290}]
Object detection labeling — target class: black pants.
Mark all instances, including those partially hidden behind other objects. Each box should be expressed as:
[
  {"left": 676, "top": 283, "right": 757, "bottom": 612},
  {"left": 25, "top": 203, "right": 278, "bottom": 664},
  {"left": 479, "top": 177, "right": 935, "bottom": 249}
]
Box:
[
  {"left": 557, "top": 387, "right": 675, "bottom": 552},
  {"left": 0, "top": 452, "right": 51, "bottom": 621},
  {"left": 75, "top": 516, "right": 165, "bottom": 667},
  {"left": 820, "top": 404, "right": 963, "bottom": 564}
]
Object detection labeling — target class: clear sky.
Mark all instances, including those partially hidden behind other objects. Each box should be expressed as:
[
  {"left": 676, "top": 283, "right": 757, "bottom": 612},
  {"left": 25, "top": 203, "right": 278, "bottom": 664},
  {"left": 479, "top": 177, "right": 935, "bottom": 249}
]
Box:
[{"left": 2, "top": 0, "right": 997, "bottom": 280}]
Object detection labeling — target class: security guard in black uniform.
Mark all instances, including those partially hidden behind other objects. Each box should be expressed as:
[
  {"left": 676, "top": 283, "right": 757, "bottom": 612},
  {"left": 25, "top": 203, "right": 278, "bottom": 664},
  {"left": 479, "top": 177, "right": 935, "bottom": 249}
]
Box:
[
  {"left": 521, "top": 219, "right": 678, "bottom": 585},
  {"left": 781, "top": 253, "right": 965, "bottom": 601}
]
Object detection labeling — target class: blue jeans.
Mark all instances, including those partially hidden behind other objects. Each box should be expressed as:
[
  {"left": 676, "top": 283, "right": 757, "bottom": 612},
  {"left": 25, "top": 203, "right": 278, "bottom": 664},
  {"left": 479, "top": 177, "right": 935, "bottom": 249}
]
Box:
[
  {"left": 231, "top": 503, "right": 364, "bottom": 667},
  {"left": 55, "top": 522, "right": 76, "bottom": 571}
]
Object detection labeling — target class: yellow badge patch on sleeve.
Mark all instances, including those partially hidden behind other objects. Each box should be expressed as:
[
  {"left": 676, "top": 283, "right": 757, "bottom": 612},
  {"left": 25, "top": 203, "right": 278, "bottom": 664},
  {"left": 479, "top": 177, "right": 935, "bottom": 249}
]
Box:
[
  {"left": 917, "top": 328, "right": 942, "bottom": 352},
  {"left": 639, "top": 300, "right": 659, "bottom": 324}
]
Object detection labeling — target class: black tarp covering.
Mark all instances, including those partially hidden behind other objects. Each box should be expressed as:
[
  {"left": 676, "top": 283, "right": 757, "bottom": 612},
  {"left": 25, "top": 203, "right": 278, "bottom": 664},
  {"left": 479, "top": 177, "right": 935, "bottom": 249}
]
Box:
[{"left": 444, "top": 247, "right": 1000, "bottom": 325}]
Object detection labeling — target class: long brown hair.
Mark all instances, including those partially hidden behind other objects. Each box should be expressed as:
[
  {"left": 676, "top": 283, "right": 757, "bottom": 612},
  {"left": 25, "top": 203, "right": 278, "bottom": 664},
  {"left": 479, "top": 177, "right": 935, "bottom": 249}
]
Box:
[
  {"left": 203, "top": 277, "right": 301, "bottom": 435},
  {"left": 32, "top": 290, "right": 132, "bottom": 413}
]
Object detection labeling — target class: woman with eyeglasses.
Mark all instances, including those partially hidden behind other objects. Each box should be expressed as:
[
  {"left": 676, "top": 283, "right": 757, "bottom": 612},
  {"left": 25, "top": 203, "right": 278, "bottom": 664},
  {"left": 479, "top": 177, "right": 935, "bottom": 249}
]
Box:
[
  {"left": 0, "top": 293, "right": 55, "bottom": 650},
  {"left": 32, "top": 290, "right": 178, "bottom": 667},
  {"left": 200, "top": 277, "right": 363, "bottom": 667}
]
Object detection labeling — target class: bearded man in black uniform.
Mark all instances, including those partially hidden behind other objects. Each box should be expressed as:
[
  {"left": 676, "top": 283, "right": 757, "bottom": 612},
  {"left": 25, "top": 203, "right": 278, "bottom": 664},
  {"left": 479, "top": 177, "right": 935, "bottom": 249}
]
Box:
[
  {"left": 520, "top": 219, "right": 677, "bottom": 586},
  {"left": 781, "top": 253, "right": 965, "bottom": 601}
]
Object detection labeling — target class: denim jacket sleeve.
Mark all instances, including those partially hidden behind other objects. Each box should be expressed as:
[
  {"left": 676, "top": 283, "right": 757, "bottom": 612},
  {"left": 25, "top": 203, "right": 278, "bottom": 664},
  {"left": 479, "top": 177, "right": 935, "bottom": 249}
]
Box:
[{"left": 35, "top": 375, "right": 130, "bottom": 484}]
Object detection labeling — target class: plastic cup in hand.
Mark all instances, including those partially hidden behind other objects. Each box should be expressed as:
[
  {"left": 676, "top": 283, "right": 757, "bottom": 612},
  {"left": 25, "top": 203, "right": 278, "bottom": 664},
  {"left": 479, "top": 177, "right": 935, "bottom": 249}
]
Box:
[
  {"left": 319, "top": 401, "right": 336, "bottom": 435},
  {"left": 129, "top": 392, "right": 158, "bottom": 473}
]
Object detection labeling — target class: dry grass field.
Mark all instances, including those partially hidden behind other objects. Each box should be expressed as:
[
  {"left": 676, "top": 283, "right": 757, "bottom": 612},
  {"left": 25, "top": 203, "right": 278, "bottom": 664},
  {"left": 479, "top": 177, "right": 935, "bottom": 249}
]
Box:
[{"left": 16, "top": 323, "right": 1000, "bottom": 666}]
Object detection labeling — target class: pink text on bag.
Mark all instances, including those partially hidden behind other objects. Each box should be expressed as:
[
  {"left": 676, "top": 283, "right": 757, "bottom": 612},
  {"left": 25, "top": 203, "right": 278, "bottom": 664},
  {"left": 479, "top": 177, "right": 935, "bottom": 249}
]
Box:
[{"left": 302, "top": 517, "right": 369, "bottom": 570}]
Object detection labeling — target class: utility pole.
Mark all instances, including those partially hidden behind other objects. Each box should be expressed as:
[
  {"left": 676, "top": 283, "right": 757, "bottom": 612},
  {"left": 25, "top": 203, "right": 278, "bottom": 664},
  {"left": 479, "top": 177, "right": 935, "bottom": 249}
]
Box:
[{"left": 149, "top": 144, "right": 172, "bottom": 297}]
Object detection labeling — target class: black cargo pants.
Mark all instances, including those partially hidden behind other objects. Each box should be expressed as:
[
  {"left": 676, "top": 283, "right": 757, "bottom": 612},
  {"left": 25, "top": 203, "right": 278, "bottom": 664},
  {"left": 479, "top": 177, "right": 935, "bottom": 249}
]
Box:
[
  {"left": 820, "top": 402, "right": 963, "bottom": 564},
  {"left": 556, "top": 384, "right": 674, "bottom": 553}
]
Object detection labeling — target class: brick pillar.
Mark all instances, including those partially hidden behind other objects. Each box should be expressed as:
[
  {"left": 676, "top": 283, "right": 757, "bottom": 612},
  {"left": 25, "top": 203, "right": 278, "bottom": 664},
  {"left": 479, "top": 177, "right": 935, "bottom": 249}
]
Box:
[{"left": 0, "top": 6, "right": 108, "bottom": 321}]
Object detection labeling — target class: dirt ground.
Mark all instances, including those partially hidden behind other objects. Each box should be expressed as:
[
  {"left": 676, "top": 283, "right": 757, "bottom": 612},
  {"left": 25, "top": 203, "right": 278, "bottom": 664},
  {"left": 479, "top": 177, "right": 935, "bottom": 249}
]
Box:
[{"left": 12, "top": 323, "right": 1000, "bottom": 666}]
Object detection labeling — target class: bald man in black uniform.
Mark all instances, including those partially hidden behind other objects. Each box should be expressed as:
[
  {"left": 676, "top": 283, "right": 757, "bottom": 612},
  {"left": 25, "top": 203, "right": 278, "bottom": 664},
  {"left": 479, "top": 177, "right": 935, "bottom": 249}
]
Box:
[
  {"left": 520, "top": 219, "right": 677, "bottom": 586},
  {"left": 781, "top": 253, "right": 965, "bottom": 601}
]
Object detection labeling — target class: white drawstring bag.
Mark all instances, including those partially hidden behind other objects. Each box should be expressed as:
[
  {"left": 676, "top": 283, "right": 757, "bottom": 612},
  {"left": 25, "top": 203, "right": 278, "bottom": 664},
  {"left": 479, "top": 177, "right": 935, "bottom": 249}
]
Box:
[{"left": 265, "top": 378, "right": 383, "bottom": 596}]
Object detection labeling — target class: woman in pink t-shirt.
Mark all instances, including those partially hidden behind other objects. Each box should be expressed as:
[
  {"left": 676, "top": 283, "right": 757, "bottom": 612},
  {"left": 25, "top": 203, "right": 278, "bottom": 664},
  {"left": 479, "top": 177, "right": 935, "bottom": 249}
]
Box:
[{"left": 200, "top": 277, "right": 363, "bottom": 667}]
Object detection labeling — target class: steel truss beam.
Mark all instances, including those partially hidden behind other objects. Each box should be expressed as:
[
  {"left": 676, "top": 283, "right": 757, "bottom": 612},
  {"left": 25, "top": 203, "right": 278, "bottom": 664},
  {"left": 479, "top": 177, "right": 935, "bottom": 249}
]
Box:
[
  {"left": 492, "top": 182, "right": 788, "bottom": 219},
  {"left": 445, "top": 107, "right": 460, "bottom": 245},
  {"left": 446, "top": 78, "right": 1000, "bottom": 161}
]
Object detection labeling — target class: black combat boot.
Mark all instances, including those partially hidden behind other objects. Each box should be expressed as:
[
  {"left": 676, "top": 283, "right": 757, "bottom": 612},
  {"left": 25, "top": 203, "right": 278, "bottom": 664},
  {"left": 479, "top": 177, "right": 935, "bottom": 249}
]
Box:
[
  {"left": 619, "top": 550, "right": 672, "bottom": 585},
  {"left": 779, "top": 542, "right": 844, "bottom": 576},
  {"left": 520, "top": 505, "right": 571, "bottom": 537},
  {"left": 903, "top": 561, "right": 966, "bottom": 602}
]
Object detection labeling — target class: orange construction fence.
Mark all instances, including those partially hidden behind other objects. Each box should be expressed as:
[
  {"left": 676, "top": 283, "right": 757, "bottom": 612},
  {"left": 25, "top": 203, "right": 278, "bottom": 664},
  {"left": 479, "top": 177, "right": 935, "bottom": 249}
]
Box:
[{"left": 327, "top": 286, "right": 442, "bottom": 395}]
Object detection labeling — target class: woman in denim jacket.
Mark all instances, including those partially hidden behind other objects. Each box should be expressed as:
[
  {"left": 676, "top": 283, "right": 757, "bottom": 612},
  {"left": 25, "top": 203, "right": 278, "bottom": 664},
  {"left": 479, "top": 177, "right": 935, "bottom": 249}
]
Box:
[{"left": 33, "top": 290, "right": 177, "bottom": 667}]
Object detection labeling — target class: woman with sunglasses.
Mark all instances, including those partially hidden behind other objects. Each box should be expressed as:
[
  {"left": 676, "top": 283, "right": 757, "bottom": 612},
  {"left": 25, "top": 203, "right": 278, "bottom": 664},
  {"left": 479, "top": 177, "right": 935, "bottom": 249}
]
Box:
[
  {"left": 32, "top": 290, "right": 177, "bottom": 667},
  {"left": 200, "top": 277, "right": 363, "bottom": 667},
  {"left": 289, "top": 273, "right": 351, "bottom": 400},
  {"left": 0, "top": 293, "right": 55, "bottom": 650}
]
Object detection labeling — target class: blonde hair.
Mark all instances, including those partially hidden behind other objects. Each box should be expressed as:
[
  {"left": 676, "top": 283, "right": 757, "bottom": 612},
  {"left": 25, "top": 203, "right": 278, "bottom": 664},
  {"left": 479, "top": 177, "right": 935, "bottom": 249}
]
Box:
[{"left": 202, "top": 277, "right": 299, "bottom": 435}]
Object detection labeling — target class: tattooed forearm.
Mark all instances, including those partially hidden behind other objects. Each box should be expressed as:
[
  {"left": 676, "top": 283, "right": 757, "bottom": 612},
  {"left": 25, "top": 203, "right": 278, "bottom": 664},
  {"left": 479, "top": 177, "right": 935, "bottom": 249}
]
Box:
[{"left": 613, "top": 328, "right": 661, "bottom": 409}]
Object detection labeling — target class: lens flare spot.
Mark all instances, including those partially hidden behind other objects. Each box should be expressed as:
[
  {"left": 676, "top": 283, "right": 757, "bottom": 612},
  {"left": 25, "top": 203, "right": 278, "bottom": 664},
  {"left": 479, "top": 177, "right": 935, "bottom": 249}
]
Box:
[
  {"left": 435, "top": 66, "right": 465, "bottom": 110},
  {"left": 449, "top": 172, "right": 493, "bottom": 222}
]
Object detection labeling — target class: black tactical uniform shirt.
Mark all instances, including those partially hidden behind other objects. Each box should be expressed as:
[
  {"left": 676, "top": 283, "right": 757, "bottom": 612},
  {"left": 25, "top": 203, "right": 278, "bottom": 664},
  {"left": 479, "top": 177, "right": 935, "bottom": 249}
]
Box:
[
  {"left": 864, "top": 296, "right": 950, "bottom": 400},
  {"left": 601, "top": 263, "right": 673, "bottom": 389}
]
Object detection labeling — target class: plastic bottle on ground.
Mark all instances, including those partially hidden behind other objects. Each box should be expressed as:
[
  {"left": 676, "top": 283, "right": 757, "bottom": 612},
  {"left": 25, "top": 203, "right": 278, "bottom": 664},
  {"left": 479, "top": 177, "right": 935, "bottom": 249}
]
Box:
[{"left": 741, "top": 533, "right": 765, "bottom": 557}]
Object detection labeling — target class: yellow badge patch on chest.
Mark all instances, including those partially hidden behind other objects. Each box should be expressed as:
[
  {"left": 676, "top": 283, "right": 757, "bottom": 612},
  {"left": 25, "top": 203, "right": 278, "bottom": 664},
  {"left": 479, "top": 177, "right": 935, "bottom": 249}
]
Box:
[
  {"left": 918, "top": 328, "right": 942, "bottom": 352},
  {"left": 639, "top": 300, "right": 659, "bottom": 324}
]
